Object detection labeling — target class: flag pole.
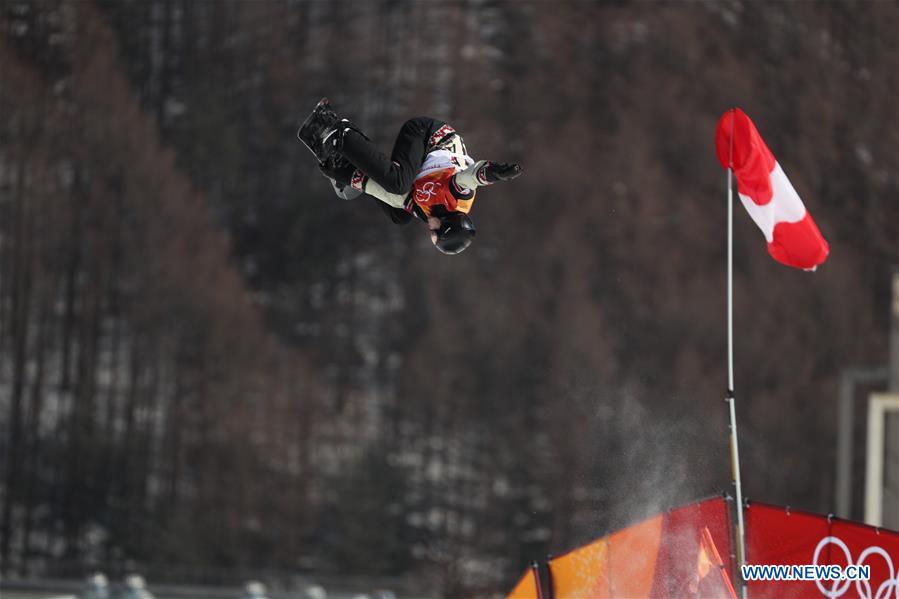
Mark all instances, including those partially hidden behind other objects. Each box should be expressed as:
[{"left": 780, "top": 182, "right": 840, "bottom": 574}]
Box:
[{"left": 726, "top": 108, "right": 748, "bottom": 599}]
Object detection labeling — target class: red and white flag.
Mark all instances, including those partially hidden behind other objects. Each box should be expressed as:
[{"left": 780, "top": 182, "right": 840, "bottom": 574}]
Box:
[{"left": 715, "top": 108, "right": 829, "bottom": 270}]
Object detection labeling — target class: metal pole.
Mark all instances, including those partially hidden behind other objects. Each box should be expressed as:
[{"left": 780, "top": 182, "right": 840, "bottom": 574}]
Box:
[
  {"left": 727, "top": 165, "right": 748, "bottom": 599},
  {"left": 725, "top": 109, "right": 748, "bottom": 599}
]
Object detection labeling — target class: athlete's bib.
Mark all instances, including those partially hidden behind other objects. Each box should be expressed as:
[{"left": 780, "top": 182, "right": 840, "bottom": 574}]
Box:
[{"left": 408, "top": 149, "right": 476, "bottom": 217}]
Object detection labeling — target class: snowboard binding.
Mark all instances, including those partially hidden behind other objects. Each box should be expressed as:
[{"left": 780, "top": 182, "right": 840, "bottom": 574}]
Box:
[{"left": 298, "top": 98, "right": 367, "bottom": 200}]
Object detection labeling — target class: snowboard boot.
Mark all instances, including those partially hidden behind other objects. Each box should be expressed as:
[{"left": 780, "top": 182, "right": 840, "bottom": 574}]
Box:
[{"left": 321, "top": 118, "right": 370, "bottom": 161}]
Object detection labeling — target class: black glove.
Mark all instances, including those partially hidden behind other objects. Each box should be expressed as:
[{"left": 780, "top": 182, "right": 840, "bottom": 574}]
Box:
[
  {"left": 478, "top": 162, "right": 523, "bottom": 184},
  {"left": 318, "top": 155, "right": 357, "bottom": 186}
]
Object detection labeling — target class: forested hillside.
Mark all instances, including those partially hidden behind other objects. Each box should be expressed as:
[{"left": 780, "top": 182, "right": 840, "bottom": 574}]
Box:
[{"left": 1, "top": 1, "right": 897, "bottom": 595}]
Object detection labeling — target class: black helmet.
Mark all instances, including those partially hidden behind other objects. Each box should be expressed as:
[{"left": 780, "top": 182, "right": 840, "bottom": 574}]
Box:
[{"left": 434, "top": 213, "right": 476, "bottom": 255}]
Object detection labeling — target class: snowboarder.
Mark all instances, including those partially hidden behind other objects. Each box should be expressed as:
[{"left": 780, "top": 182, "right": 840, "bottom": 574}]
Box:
[{"left": 299, "top": 99, "right": 522, "bottom": 255}]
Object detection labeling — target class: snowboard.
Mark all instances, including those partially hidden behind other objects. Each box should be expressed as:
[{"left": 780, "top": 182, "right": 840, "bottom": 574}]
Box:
[
  {"left": 297, "top": 98, "right": 362, "bottom": 200},
  {"left": 297, "top": 97, "right": 339, "bottom": 163}
]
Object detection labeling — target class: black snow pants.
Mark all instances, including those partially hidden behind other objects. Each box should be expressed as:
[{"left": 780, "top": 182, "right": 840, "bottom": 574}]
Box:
[{"left": 339, "top": 116, "right": 448, "bottom": 195}]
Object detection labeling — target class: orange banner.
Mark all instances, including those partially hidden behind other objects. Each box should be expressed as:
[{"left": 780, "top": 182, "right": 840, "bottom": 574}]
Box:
[
  {"left": 550, "top": 534, "right": 610, "bottom": 598},
  {"left": 548, "top": 515, "right": 665, "bottom": 598},
  {"left": 545, "top": 497, "right": 736, "bottom": 598},
  {"left": 507, "top": 565, "right": 542, "bottom": 599}
]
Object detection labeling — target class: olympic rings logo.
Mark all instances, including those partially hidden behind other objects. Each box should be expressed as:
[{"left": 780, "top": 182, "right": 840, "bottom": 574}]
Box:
[
  {"left": 415, "top": 181, "right": 441, "bottom": 203},
  {"left": 813, "top": 536, "right": 898, "bottom": 598}
]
